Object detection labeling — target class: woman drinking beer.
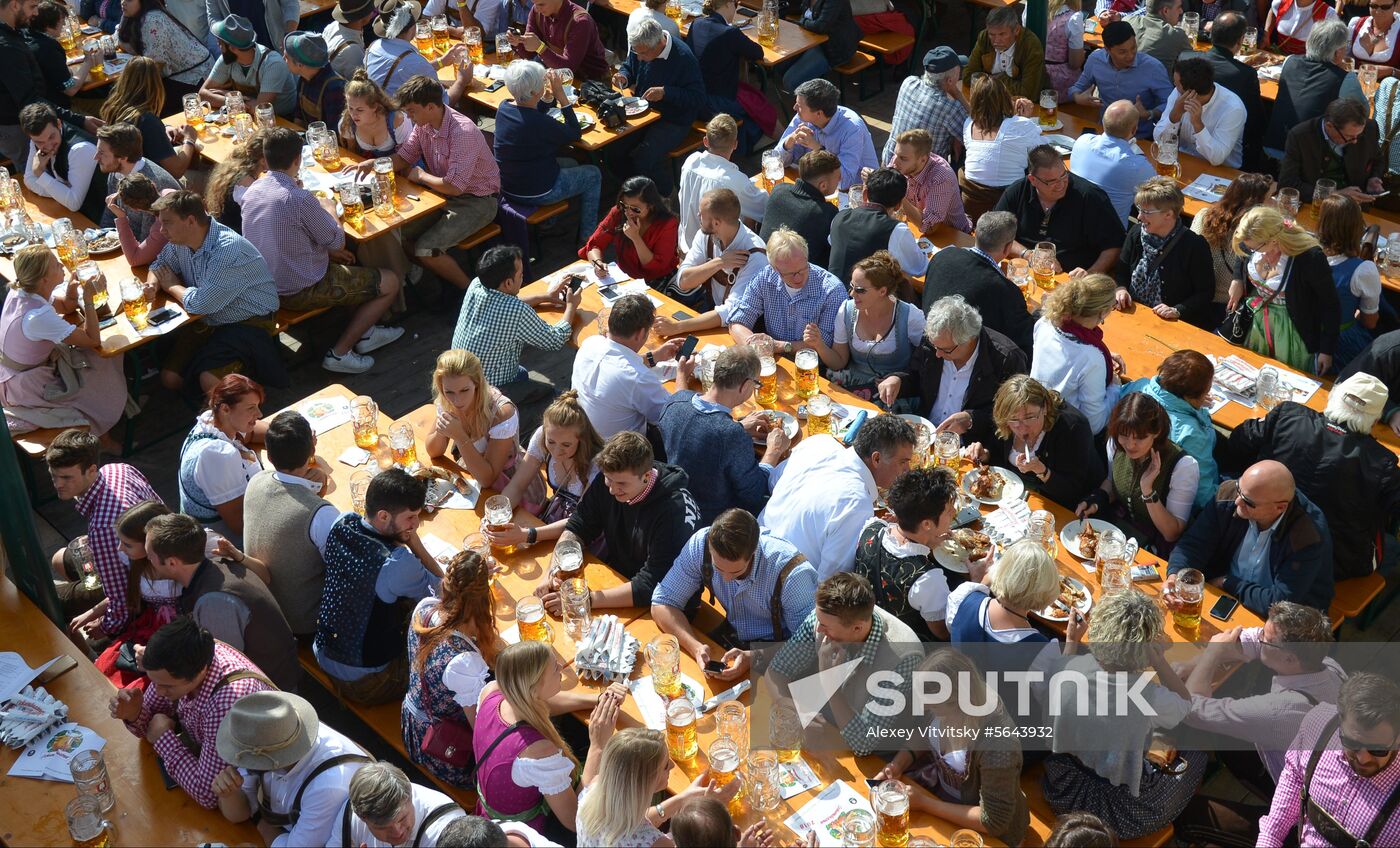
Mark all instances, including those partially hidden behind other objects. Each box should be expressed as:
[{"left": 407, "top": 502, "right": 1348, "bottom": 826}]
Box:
[
  {"left": 876, "top": 648, "right": 1029, "bottom": 846},
  {"left": 425, "top": 350, "right": 522, "bottom": 490},
  {"left": 803, "top": 251, "right": 924, "bottom": 410},
  {"left": 575, "top": 728, "right": 739, "bottom": 847}
]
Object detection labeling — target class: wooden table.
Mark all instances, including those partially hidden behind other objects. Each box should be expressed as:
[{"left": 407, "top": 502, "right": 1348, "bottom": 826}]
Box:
[
  {"left": 160, "top": 114, "right": 447, "bottom": 241},
  {"left": 300, "top": 0, "right": 336, "bottom": 17},
  {"left": 0, "top": 575, "right": 263, "bottom": 847},
  {"left": 591, "top": 0, "right": 828, "bottom": 67}
]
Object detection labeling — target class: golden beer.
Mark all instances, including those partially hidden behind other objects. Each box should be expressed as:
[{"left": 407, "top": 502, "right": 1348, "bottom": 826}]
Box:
[
  {"left": 757, "top": 28, "right": 777, "bottom": 47},
  {"left": 391, "top": 440, "right": 416, "bottom": 467},
  {"left": 316, "top": 146, "right": 343, "bottom": 171},
  {"left": 415, "top": 32, "right": 434, "bottom": 55},
  {"left": 708, "top": 739, "right": 742, "bottom": 812},
  {"left": 432, "top": 27, "right": 450, "bottom": 55},
  {"left": 123, "top": 294, "right": 149, "bottom": 330},
  {"left": 518, "top": 606, "right": 550, "bottom": 642},
  {"left": 58, "top": 29, "right": 75, "bottom": 55},
  {"left": 666, "top": 699, "right": 698, "bottom": 761},
  {"left": 1032, "top": 268, "right": 1056, "bottom": 292},
  {"left": 806, "top": 394, "right": 832, "bottom": 436},
  {"left": 794, "top": 348, "right": 819, "bottom": 399},
  {"left": 342, "top": 194, "right": 365, "bottom": 230},
  {"left": 1171, "top": 596, "right": 1203, "bottom": 634},
  {"left": 74, "top": 830, "right": 110, "bottom": 848},
  {"left": 468, "top": 40, "right": 484, "bottom": 64},
  {"left": 651, "top": 663, "right": 681, "bottom": 699},
  {"left": 877, "top": 809, "right": 910, "bottom": 848},
  {"left": 1039, "top": 103, "right": 1057, "bottom": 127},
  {"left": 756, "top": 358, "right": 778, "bottom": 407},
  {"left": 56, "top": 241, "right": 75, "bottom": 271},
  {"left": 352, "top": 419, "right": 378, "bottom": 450}
]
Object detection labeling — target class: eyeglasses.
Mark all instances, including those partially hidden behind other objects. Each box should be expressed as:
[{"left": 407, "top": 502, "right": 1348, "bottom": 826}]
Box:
[
  {"left": 1340, "top": 731, "right": 1398, "bottom": 759},
  {"left": 618, "top": 202, "right": 644, "bottom": 215},
  {"left": 851, "top": 286, "right": 869, "bottom": 294},
  {"left": 1327, "top": 121, "right": 1364, "bottom": 145},
  {"left": 1138, "top": 208, "right": 1171, "bottom": 217},
  {"left": 1033, "top": 170, "right": 1070, "bottom": 186},
  {"left": 932, "top": 340, "right": 960, "bottom": 354},
  {"left": 1370, "top": 3, "right": 1394, "bottom": 10},
  {"left": 1005, "top": 410, "right": 1045, "bottom": 425},
  {"left": 1235, "top": 489, "right": 1284, "bottom": 509},
  {"left": 777, "top": 266, "right": 807, "bottom": 281}
]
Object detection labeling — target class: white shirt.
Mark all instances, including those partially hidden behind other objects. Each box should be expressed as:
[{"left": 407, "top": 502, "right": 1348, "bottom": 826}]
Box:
[
  {"left": 962, "top": 115, "right": 1043, "bottom": 187},
  {"left": 869, "top": 519, "right": 949, "bottom": 622},
  {"left": 23, "top": 139, "right": 99, "bottom": 215},
  {"left": 761, "top": 434, "right": 878, "bottom": 580},
  {"left": 833, "top": 299, "right": 926, "bottom": 354},
  {"left": 240, "top": 724, "right": 368, "bottom": 848},
  {"left": 14, "top": 291, "right": 74, "bottom": 344},
  {"left": 189, "top": 410, "right": 263, "bottom": 507},
  {"left": 1154, "top": 85, "right": 1247, "bottom": 168},
  {"left": 1351, "top": 16, "right": 1397, "bottom": 62},
  {"left": 1105, "top": 440, "right": 1200, "bottom": 523},
  {"left": 501, "top": 821, "right": 563, "bottom": 848},
  {"left": 679, "top": 223, "right": 769, "bottom": 320},
  {"left": 926, "top": 341, "right": 981, "bottom": 428},
  {"left": 321, "top": 21, "right": 366, "bottom": 81},
  {"left": 269, "top": 471, "right": 337, "bottom": 555},
  {"left": 1326, "top": 253, "right": 1383, "bottom": 313},
  {"left": 991, "top": 43, "right": 1016, "bottom": 76},
  {"left": 1271, "top": 0, "right": 1338, "bottom": 43},
  {"left": 325, "top": 783, "right": 462, "bottom": 848},
  {"left": 1029, "top": 317, "right": 1120, "bottom": 433},
  {"left": 885, "top": 222, "right": 930, "bottom": 275},
  {"left": 570, "top": 334, "right": 671, "bottom": 438},
  {"left": 526, "top": 426, "right": 600, "bottom": 499},
  {"left": 676, "top": 151, "right": 770, "bottom": 251}
]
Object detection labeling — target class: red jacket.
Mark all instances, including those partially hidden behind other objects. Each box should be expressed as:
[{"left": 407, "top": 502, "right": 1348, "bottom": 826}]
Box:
[{"left": 580, "top": 206, "right": 680, "bottom": 281}]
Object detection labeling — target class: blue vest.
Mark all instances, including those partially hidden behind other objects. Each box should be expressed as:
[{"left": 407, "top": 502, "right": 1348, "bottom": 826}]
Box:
[
  {"left": 178, "top": 430, "right": 222, "bottom": 522},
  {"left": 316, "top": 512, "right": 405, "bottom": 669}
]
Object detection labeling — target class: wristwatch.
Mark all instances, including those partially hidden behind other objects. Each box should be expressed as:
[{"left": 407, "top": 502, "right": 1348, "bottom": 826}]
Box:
[
  {"left": 783, "top": 341, "right": 794, "bottom": 355},
  {"left": 1141, "top": 489, "right": 1160, "bottom": 504},
  {"left": 526, "top": 527, "right": 537, "bottom": 546},
  {"left": 644, "top": 351, "right": 656, "bottom": 367}
]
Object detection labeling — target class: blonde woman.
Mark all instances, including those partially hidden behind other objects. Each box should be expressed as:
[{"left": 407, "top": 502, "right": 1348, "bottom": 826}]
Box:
[
  {"left": 960, "top": 75, "right": 1041, "bottom": 219},
  {"left": 99, "top": 56, "right": 196, "bottom": 179},
  {"left": 338, "top": 67, "right": 414, "bottom": 159},
  {"left": 1229, "top": 206, "right": 1340, "bottom": 375},
  {"left": 0, "top": 245, "right": 126, "bottom": 444},
  {"left": 425, "top": 350, "right": 521, "bottom": 489},
  {"left": 576, "top": 728, "right": 739, "bottom": 847},
  {"left": 486, "top": 391, "right": 603, "bottom": 551},
  {"left": 204, "top": 129, "right": 268, "bottom": 234},
  {"left": 1043, "top": 0, "right": 1085, "bottom": 101},
  {"left": 1030, "top": 273, "right": 1123, "bottom": 433},
  {"left": 877, "top": 648, "right": 1029, "bottom": 845},
  {"left": 945, "top": 538, "right": 1086, "bottom": 648},
  {"left": 473, "top": 641, "right": 627, "bottom": 840}
]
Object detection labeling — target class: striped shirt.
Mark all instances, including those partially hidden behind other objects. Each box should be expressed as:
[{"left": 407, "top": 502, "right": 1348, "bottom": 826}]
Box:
[
  {"left": 396, "top": 108, "right": 500, "bottom": 197},
  {"left": 73, "top": 463, "right": 162, "bottom": 636},
  {"left": 652, "top": 526, "right": 816, "bottom": 642},
  {"left": 241, "top": 171, "right": 345, "bottom": 296},
  {"left": 124, "top": 642, "right": 273, "bottom": 809},
  {"left": 151, "top": 220, "right": 279, "bottom": 325},
  {"left": 895, "top": 151, "right": 971, "bottom": 234},
  {"left": 450, "top": 279, "right": 573, "bottom": 384},
  {"left": 882, "top": 75, "right": 969, "bottom": 164},
  {"left": 725, "top": 263, "right": 847, "bottom": 347}
]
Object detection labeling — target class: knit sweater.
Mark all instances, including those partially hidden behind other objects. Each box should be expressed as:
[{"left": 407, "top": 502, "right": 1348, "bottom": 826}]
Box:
[{"left": 658, "top": 391, "right": 770, "bottom": 524}]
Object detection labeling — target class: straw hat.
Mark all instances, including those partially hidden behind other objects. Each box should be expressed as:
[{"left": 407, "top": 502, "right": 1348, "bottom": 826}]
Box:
[{"left": 215, "top": 691, "right": 320, "bottom": 772}]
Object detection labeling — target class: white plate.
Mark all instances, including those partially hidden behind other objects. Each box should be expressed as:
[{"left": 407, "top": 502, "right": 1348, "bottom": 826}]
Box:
[
  {"left": 1059, "top": 518, "right": 1118, "bottom": 560},
  {"left": 1036, "top": 575, "right": 1093, "bottom": 622},
  {"left": 750, "top": 410, "right": 798, "bottom": 444},
  {"left": 1039, "top": 118, "right": 1064, "bottom": 132},
  {"left": 619, "top": 96, "right": 649, "bottom": 117},
  {"left": 86, "top": 228, "right": 120, "bottom": 255},
  {"left": 960, "top": 466, "right": 1025, "bottom": 505},
  {"left": 933, "top": 538, "right": 974, "bottom": 574},
  {"left": 1043, "top": 133, "right": 1076, "bottom": 156}
]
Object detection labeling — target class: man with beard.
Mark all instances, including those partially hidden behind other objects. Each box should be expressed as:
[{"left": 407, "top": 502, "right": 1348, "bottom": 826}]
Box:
[
  {"left": 0, "top": 0, "right": 100, "bottom": 165},
  {"left": 199, "top": 14, "right": 297, "bottom": 116},
  {"left": 1258, "top": 673, "right": 1400, "bottom": 847}
]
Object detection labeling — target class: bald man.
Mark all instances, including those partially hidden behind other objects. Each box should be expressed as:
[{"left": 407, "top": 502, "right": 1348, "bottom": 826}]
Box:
[
  {"left": 1168, "top": 460, "right": 1334, "bottom": 617},
  {"left": 1069, "top": 99, "right": 1158, "bottom": 228}
]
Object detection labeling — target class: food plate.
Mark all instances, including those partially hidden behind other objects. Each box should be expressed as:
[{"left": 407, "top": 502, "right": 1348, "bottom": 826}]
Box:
[
  {"left": 1043, "top": 133, "right": 1076, "bottom": 156},
  {"left": 1037, "top": 576, "right": 1093, "bottom": 621},
  {"left": 1059, "top": 518, "right": 1118, "bottom": 560},
  {"left": 548, "top": 107, "right": 595, "bottom": 129},
  {"left": 86, "top": 229, "right": 120, "bottom": 254},
  {"left": 0, "top": 232, "right": 30, "bottom": 254},
  {"left": 750, "top": 410, "right": 798, "bottom": 444},
  {"left": 897, "top": 413, "right": 935, "bottom": 444},
  {"left": 619, "top": 96, "right": 649, "bottom": 116},
  {"left": 1039, "top": 118, "right": 1064, "bottom": 132},
  {"left": 916, "top": 237, "right": 935, "bottom": 259},
  {"left": 960, "top": 466, "right": 1024, "bottom": 505},
  {"left": 935, "top": 528, "right": 992, "bottom": 574}
]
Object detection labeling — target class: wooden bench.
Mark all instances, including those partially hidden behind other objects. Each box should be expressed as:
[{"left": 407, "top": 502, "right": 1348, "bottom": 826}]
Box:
[
  {"left": 859, "top": 29, "right": 916, "bottom": 76},
  {"left": 524, "top": 200, "right": 571, "bottom": 262},
  {"left": 833, "top": 52, "right": 878, "bottom": 104},
  {"left": 13, "top": 425, "right": 87, "bottom": 502},
  {"left": 455, "top": 222, "right": 502, "bottom": 253},
  {"left": 1021, "top": 765, "right": 1174, "bottom": 847},
  {"left": 273, "top": 307, "right": 331, "bottom": 335},
  {"left": 296, "top": 645, "right": 479, "bottom": 811},
  {"left": 1330, "top": 571, "right": 1388, "bottom": 627}
]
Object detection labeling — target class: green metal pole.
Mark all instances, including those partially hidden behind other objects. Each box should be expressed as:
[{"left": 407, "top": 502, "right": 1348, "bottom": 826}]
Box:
[
  {"left": 0, "top": 410, "right": 64, "bottom": 626},
  {"left": 1026, "top": 0, "right": 1048, "bottom": 46}
]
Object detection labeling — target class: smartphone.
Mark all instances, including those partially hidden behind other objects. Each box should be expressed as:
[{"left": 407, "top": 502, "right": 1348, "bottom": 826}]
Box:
[
  {"left": 672, "top": 309, "right": 692, "bottom": 320},
  {"left": 703, "top": 660, "right": 726, "bottom": 674},
  {"left": 599, "top": 285, "right": 621, "bottom": 302},
  {"left": 566, "top": 273, "right": 584, "bottom": 292},
  {"left": 1208, "top": 595, "right": 1239, "bottom": 622},
  {"left": 485, "top": 79, "right": 505, "bottom": 92},
  {"left": 678, "top": 335, "right": 700, "bottom": 359},
  {"left": 148, "top": 307, "right": 178, "bottom": 325},
  {"left": 98, "top": 315, "right": 117, "bottom": 329},
  {"left": 35, "top": 654, "right": 77, "bottom": 685}
]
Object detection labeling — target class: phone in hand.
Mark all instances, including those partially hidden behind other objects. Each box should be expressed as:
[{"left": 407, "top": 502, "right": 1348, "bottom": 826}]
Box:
[
  {"left": 703, "top": 659, "right": 725, "bottom": 674},
  {"left": 566, "top": 273, "right": 584, "bottom": 292},
  {"left": 678, "top": 335, "right": 700, "bottom": 359},
  {"left": 672, "top": 309, "right": 692, "bottom": 320},
  {"left": 1208, "top": 594, "right": 1239, "bottom": 622}
]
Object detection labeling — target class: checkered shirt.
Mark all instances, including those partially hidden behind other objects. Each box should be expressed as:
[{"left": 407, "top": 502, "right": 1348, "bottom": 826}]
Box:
[
  {"left": 240, "top": 171, "right": 345, "bottom": 296},
  {"left": 73, "top": 463, "right": 162, "bottom": 636},
  {"left": 125, "top": 642, "right": 273, "bottom": 809},
  {"left": 450, "top": 280, "right": 573, "bottom": 385},
  {"left": 883, "top": 76, "right": 969, "bottom": 164},
  {"left": 725, "top": 264, "right": 847, "bottom": 347},
  {"left": 151, "top": 219, "right": 279, "bottom": 325},
  {"left": 396, "top": 108, "right": 500, "bottom": 197},
  {"left": 895, "top": 152, "right": 971, "bottom": 234}
]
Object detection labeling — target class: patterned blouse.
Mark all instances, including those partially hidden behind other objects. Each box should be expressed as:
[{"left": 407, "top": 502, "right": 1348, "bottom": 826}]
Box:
[{"left": 138, "top": 10, "right": 213, "bottom": 85}]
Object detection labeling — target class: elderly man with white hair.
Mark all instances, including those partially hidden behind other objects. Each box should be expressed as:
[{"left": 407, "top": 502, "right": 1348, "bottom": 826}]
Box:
[
  {"left": 1263, "top": 18, "right": 1366, "bottom": 156},
  {"left": 605, "top": 17, "right": 706, "bottom": 196},
  {"left": 1225, "top": 371, "right": 1400, "bottom": 582},
  {"left": 888, "top": 295, "right": 1029, "bottom": 446},
  {"left": 494, "top": 60, "right": 602, "bottom": 241},
  {"left": 725, "top": 227, "right": 846, "bottom": 354},
  {"left": 326, "top": 763, "right": 463, "bottom": 847},
  {"left": 883, "top": 46, "right": 969, "bottom": 164}
]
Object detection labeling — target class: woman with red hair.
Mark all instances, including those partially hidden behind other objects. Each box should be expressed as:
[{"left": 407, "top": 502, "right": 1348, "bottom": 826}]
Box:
[{"left": 177, "top": 374, "right": 267, "bottom": 545}]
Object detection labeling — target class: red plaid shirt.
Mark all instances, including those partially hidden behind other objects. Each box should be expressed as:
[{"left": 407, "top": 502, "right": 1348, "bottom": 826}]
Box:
[
  {"left": 124, "top": 642, "right": 273, "bottom": 809},
  {"left": 72, "top": 463, "right": 162, "bottom": 636},
  {"left": 396, "top": 108, "right": 499, "bottom": 197},
  {"left": 893, "top": 152, "right": 972, "bottom": 235}
]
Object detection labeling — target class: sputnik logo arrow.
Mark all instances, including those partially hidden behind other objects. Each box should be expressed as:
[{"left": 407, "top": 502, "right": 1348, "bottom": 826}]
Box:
[{"left": 787, "top": 656, "right": 864, "bottom": 728}]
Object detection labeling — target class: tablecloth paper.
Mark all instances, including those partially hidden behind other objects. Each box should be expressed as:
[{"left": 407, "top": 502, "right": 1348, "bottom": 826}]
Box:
[
  {"left": 784, "top": 780, "right": 876, "bottom": 847},
  {"left": 627, "top": 674, "right": 704, "bottom": 729}
]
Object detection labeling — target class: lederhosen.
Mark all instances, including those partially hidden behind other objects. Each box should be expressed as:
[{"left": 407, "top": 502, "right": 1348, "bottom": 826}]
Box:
[
  {"left": 339, "top": 798, "right": 462, "bottom": 847},
  {"left": 1270, "top": 0, "right": 1330, "bottom": 55},
  {"left": 259, "top": 749, "right": 375, "bottom": 829},
  {"left": 229, "top": 48, "right": 269, "bottom": 100},
  {"left": 699, "top": 547, "right": 805, "bottom": 656},
  {"left": 174, "top": 669, "right": 275, "bottom": 754},
  {"left": 327, "top": 41, "right": 353, "bottom": 68},
  {"left": 1299, "top": 715, "right": 1400, "bottom": 847},
  {"left": 299, "top": 70, "right": 340, "bottom": 125}
]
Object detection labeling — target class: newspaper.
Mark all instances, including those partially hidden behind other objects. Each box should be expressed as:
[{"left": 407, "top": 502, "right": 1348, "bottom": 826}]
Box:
[{"left": 1182, "top": 174, "right": 1234, "bottom": 203}]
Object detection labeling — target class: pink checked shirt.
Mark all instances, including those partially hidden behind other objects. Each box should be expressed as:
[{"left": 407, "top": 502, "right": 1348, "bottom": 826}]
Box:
[
  {"left": 396, "top": 108, "right": 499, "bottom": 197},
  {"left": 894, "top": 152, "right": 972, "bottom": 235},
  {"left": 72, "top": 463, "right": 162, "bottom": 636},
  {"left": 124, "top": 642, "right": 273, "bottom": 809},
  {"left": 1259, "top": 703, "right": 1400, "bottom": 847}
]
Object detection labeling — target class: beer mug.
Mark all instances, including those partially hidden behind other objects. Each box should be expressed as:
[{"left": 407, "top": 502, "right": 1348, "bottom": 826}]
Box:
[
  {"left": 646, "top": 634, "right": 683, "bottom": 699},
  {"left": 76, "top": 261, "right": 105, "bottom": 314},
  {"left": 746, "top": 750, "right": 780, "bottom": 811},
  {"left": 1361, "top": 62, "right": 1379, "bottom": 96},
  {"left": 553, "top": 538, "right": 583, "bottom": 583},
  {"left": 697, "top": 346, "right": 721, "bottom": 391},
  {"left": 950, "top": 831, "right": 985, "bottom": 848},
  {"left": 351, "top": 396, "right": 379, "bottom": 449},
  {"left": 1151, "top": 136, "right": 1180, "bottom": 180},
  {"left": 756, "top": 356, "right": 778, "bottom": 408},
  {"left": 464, "top": 25, "right": 483, "bottom": 65},
  {"left": 707, "top": 737, "right": 742, "bottom": 793},
  {"left": 1181, "top": 11, "right": 1200, "bottom": 45},
  {"left": 769, "top": 703, "right": 802, "bottom": 763},
  {"left": 762, "top": 148, "right": 784, "bottom": 187},
  {"left": 715, "top": 701, "right": 748, "bottom": 757},
  {"left": 1031, "top": 245, "right": 1057, "bottom": 293},
  {"left": 373, "top": 156, "right": 396, "bottom": 203},
  {"left": 318, "top": 130, "right": 341, "bottom": 169},
  {"left": 349, "top": 470, "right": 373, "bottom": 515},
  {"left": 794, "top": 347, "right": 820, "bottom": 400},
  {"left": 1241, "top": 26, "right": 1257, "bottom": 54},
  {"left": 871, "top": 779, "right": 911, "bottom": 848},
  {"left": 1029, "top": 510, "right": 1056, "bottom": 558},
  {"left": 1169, "top": 567, "right": 1205, "bottom": 636},
  {"left": 1276, "top": 188, "right": 1301, "bottom": 227},
  {"left": 388, "top": 421, "right": 417, "bottom": 469},
  {"left": 1008, "top": 257, "right": 1032, "bottom": 300},
  {"left": 755, "top": 11, "right": 778, "bottom": 47},
  {"left": 516, "top": 596, "right": 551, "bottom": 642},
  {"left": 71, "top": 750, "right": 114, "bottom": 812},
  {"left": 496, "top": 32, "right": 511, "bottom": 56},
  {"left": 1090, "top": 527, "right": 1125, "bottom": 576},
  {"left": 935, "top": 430, "right": 961, "bottom": 469},
  {"left": 225, "top": 89, "right": 245, "bottom": 117},
  {"left": 1313, "top": 178, "right": 1336, "bottom": 217},
  {"left": 666, "top": 698, "right": 699, "bottom": 760},
  {"left": 232, "top": 111, "right": 254, "bottom": 143},
  {"left": 1038, "top": 89, "right": 1058, "bottom": 127},
  {"left": 911, "top": 420, "right": 932, "bottom": 467},
  {"left": 560, "top": 577, "right": 591, "bottom": 640},
  {"left": 256, "top": 102, "right": 275, "bottom": 129},
  {"left": 433, "top": 15, "right": 451, "bottom": 55},
  {"left": 842, "top": 810, "right": 877, "bottom": 848},
  {"left": 338, "top": 179, "right": 365, "bottom": 230},
  {"left": 65, "top": 795, "right": 111, "bottom": 848},
  {"left": 1256, "top": 365, "right": 1283, "bottom": 411},
  {"left": 848, "top": 182, "right": 866, "bottom": 208},
  {"left": 665, "top": 0, "right": 682, "bottom": 22},
  {"left": 484, "top": 495, "right": 516, "bottom": 557},
  {"left": 120, "top": 278, "right": 149, "bottom": 330},
  {"left": 806, "top": 393, "right": 833, "bottom": 436},
  {"left": 182, "top": 93, "right": 204, "bottom": 130},
  {"left": 415, "top": 19, "right": 434, "bottom": 54}
]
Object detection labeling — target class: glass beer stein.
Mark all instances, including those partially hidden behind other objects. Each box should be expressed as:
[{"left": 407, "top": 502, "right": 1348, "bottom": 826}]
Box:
[
  {"left": 647, "top": 634, "right": 683, "bottom": 699},
  {"left": 350, "top": 396, "right": 379, "bottom": 449},
  {"left": 794, "top": 347, "right": 820, "bottom": 399},
  {"left": 666, "top": 698, "right": 699, "bottom": 760},
  {"left": 871, "top": 779, "right": 911, "bottom": 848}
]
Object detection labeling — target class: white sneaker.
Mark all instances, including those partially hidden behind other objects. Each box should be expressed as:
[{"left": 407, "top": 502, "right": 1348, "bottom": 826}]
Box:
[
  {"left": 354, "top": 325, "right": 405, "bottom": 355},
  {"left": 322, "top": 349, "right": 374, "bottom": 374}
]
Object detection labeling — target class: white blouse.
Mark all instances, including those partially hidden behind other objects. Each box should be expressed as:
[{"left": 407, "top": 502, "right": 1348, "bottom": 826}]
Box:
[
  {"left": 1105, "top": 440, "right": 1200, "bottom": 523},
  {"left": 1327, "top": 254, "right": 1383, "bottom": 313},
  {"left": 833, "top": 300, "right": 926, "bottom": 355},
  {"left": 1351, "top": 16, "right": 1397, "bottom": 63},
  {"left": 525, "top": 426, "right": 599, "bottom": 499},
  {"left": 510, "top": 753, "right": 575, "bottom": 795},
  {"left": 442, "top": 650, "right": 490, "bottom": 708},
  {"left": 453, "top": 393, "right": 520, "bottom": 455},
  {"left": 15, "top": 291, "right": 74, "bottom": 344},
  {"left": 1248, "top": 252, "right": 1288, "bottom": 294},
  {"left": 1029, "top": 318, "right": 1120, "bottom": 434},
  {"left": 962, "top": 115, "right": 1043, "bottom": 187},
  {"left": 1270, "top": 0, "right": 1339, "bottom": 43},
  {"left": 189, "top": 410, "right": 262, "bottom": 507}
]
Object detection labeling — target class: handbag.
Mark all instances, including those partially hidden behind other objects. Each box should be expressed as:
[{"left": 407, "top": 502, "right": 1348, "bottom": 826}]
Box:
[
  {"left": 420, "top": 715, "right": 474, "bottom": 767},
  {"left": 1217, "top": 272, "right": 1282, "bottom": 346}
]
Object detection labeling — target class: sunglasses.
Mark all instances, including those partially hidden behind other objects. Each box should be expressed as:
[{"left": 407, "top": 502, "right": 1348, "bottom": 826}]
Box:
[
  {"left": 1371, "top": 2, "right": 1394, "bottom": 9},
  {"left": 618, "top": 202, "right": 644, "bottom": 215},
  {"left": 851, "top": 286, "right": 869, "bottom": 294},
  {"left": 1341, "top": 731, "right": 1398, "bottom": 759}
]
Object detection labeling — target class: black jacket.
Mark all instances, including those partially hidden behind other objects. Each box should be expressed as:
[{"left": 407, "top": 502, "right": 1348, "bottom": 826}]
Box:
[
  {"left": 1113, "top": 222, "right": 1217, "bottom": 329},
  {"left": 893, "top": 326, "right": 1028, "bottom": 448},
  {"left": 1225, "top": 401, "right": 1400, "bottom": 580},
  {"left": 25, "top": 29, "right": 71, "bottom": 108},
  {"left": 564, "top": 461, "right": 700, "bottom": 606},
  {"left": 1191, "top": 45, "right": 1265, "bottom": 170},
  {"left": 801, "top": 0, "right": 859, "bottom": 66},
  {"left": 1270, "top": 246, "right": 1342, "bottom": 358},
  {"left": 684, "top": 12, "right": 763, "bottom": 102},
  {"left": 760, "top": 179, "right": 838, "bottom": 268},
  {"left": 922, "top": 246, "right": 1036, "bottom": 357},
  {"left": 0, "top": 20, "right": 82, "bottom": 126},
  {"left": 985, "top": 400, "right": 1104, "bottom": 510},
  {"left": 1266, "top": 56, "right": 1345, "bottom": 152},
  {"left": 1168, "top": 479, "right": 1335, "bottom": 616},
  {"left": 1279, "top": 117, "right": 1385, "bottom": 202},
  {"left": 1339, "top": 329, "right": 1400, "bottom": 420}
]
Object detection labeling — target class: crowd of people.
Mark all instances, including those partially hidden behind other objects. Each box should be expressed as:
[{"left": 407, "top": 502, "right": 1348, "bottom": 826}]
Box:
[{"left": 6, "top": 0, "right": 1400, "bottom": 843}]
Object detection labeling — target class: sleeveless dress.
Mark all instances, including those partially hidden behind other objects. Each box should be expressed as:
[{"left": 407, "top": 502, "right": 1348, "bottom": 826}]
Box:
[
  {"left": 473, "top": 689, "right": 575, "bottom": 836},
  {"left": 0, "top": 290, "right": 127, "bottom": 435},
  {"left": 402, "top": 597, "right": 492, "bottom": 788}
]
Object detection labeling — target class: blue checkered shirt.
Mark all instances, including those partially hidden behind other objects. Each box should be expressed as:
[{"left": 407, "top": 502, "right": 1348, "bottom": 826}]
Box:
[
  {"left": 882, "top": 75, "right": 969, "bottom": 164},
  {"left": 652, "top": 526, "right": 817, "bottom": 642},
  {"left": 451, "top": 279, "right": 574, "bottom": 385},
  {"left": 726, "top": 264, "right": 847, "bottom": 347},
  {"left": 151, "top": 220, "right": 279, "bottom": 325}
]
